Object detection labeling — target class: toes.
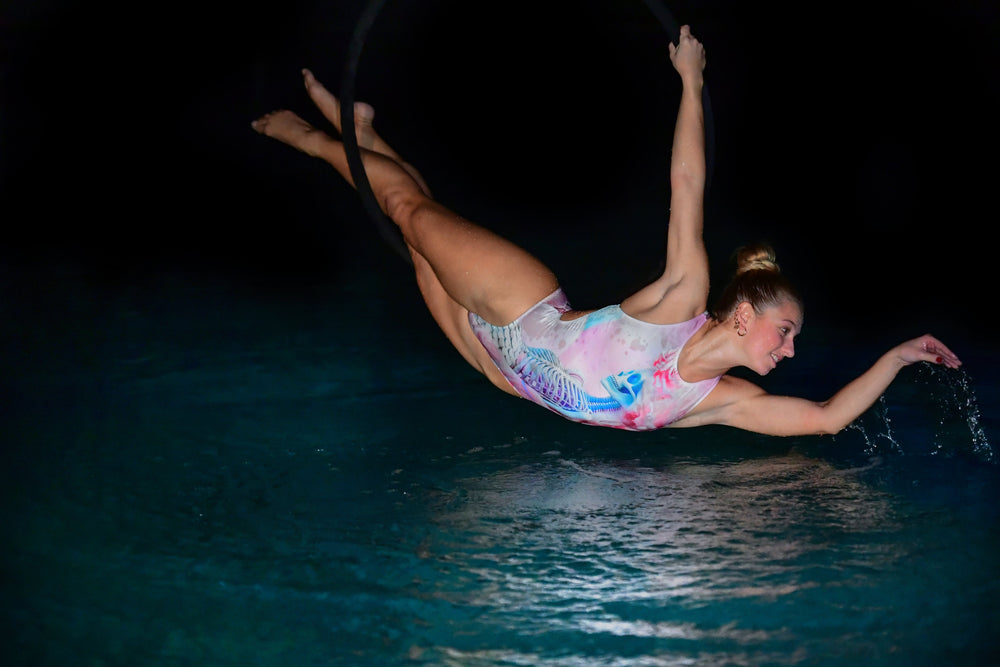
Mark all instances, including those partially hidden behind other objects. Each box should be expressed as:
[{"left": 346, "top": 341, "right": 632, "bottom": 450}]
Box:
[
  {"left": 251, "top": 115, "right": 270, "bottom": 133},
  {"left": 302, "top": 68, "right": 321, "bottom": 94},
  {"left": 300, "top": 68, "right": 376, "bottom": 131},
  {"left": 302, "top": 69, "right": 345, "bottom": 128},
  {"left": 251, "top": 111, "right": 286, "bottom": 134},
  {"left": 354, "top": 102, "right": 375, "bottom": 126},
  {"left": 302, "top": 68, "right": 334, "bottom": 104}
]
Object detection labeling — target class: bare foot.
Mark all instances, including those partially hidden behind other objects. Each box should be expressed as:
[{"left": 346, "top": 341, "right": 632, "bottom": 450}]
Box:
[
  {"left": 251, "top": 110, "right": 332, "bottom": 158},
  {"left": 253, "top": 72, "right": 434, "bottom": 197},
  {"left": 302, "top": 69, "right": 399, "bottom": 159}
]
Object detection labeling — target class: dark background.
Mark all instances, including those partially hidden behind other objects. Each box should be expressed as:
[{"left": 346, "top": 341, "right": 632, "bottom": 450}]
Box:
[{"left": 2, "top": 0, "right": 997, "bottom": 346}]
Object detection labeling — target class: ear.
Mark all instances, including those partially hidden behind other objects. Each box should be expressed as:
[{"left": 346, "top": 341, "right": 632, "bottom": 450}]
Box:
[{"left": 734, "top": 301, "right": 755, "bottom": 327}]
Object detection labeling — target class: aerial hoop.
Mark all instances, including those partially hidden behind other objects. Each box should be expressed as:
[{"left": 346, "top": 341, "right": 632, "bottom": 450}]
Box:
[{"left": 340, "top": 0, "right": 716, "bottom": 264}]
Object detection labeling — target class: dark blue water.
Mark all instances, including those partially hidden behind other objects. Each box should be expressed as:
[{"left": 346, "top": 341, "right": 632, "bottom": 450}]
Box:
[{"left": 3, "top": 254, "right": 998, "bottom": 666}]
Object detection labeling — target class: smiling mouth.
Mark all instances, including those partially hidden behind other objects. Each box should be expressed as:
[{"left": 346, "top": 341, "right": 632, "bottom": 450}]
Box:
[{"left": 770, "top": 353, "right": 780, "bottom": 365}]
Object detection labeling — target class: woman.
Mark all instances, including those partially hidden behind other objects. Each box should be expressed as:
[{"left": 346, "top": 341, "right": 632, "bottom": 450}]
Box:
[{"left": 252, "top": 25, "right": 960, "bottom": 436}]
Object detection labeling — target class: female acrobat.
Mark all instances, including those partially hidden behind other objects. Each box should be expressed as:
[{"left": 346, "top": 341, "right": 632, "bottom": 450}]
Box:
[{"left": 252, "top": 26, "right": 960, "bottom": 435}]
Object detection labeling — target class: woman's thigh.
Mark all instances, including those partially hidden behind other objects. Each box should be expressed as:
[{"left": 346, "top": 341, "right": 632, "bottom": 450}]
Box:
[{"left": 395, "top": 196, "right": 559, "bottom": 326}]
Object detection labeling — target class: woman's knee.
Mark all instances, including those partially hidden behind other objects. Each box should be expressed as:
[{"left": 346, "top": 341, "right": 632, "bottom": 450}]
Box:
[
  {"left": 384, "top": 190, "right": 450, "bottom": 252},
  {"left": 382, "top": 186, "right": 428, "bottom": 234}
]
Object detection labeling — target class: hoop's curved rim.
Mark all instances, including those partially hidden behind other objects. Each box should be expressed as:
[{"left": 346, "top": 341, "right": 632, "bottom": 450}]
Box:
[{"left": 340, "top": 0, "right": 715, "bottom": 263}]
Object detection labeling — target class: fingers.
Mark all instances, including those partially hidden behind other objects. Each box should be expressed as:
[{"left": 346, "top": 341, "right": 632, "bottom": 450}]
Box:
[
  {"left": 671, "top": 24, "right": 706, "bottom": 68},
  {"left": 921, "top": 335, "right": 963, "bottom": 369},
  {"left": 670, "top": 25, "right": 701, "bottom": 70},
  {"left": 899, "top": 334, "right": 962, "bottom": 369},
  {"left": 676, "top": 24, "right": 695, "bottom": 46}
]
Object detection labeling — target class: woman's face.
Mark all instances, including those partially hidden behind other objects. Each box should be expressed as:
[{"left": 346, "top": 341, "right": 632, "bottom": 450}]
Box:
[{"left": 743, "top": 300, "right": 802, "bottom": 375}]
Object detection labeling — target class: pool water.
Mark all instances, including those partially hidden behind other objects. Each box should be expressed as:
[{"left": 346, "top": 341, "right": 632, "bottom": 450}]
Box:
[{"left": 3, "top": 257, "right": 998, "bottom": 666}]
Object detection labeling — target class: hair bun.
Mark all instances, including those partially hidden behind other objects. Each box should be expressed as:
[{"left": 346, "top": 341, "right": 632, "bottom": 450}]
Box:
[{"left": 734, "top": 243, "right": 780, "bottom": 276}]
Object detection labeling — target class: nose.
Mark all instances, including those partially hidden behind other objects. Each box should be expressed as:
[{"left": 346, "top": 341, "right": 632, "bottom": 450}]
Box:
[{"left": 783, "top": 338, "right": 796, "bottom": 359}]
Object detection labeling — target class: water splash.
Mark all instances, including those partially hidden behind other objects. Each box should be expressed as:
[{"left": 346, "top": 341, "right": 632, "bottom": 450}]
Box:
[
  {"left": 921, "top": 364, "right": 994, "bottom": 463},
  {"left": 846, "top": 364, "right": 994, "bottom": 463},
  {"left": 847, "top": 394, "right": 902, "bottom": 457}
]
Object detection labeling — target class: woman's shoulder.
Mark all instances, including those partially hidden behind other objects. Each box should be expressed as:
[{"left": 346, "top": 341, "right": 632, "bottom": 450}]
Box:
[
  {"left": 620, "top": 280, "right": 708, "bottom": 325},
  {"left": 620, "top": 306, "right": 710, "bottom": 329}
]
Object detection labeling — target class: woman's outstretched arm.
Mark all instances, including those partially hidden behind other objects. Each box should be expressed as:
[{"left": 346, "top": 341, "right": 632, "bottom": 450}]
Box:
[
  {"left": 680, "top": 334, "right": 963, "bottom": 436},
  {"left": 622, "top": 25, "right": 709, "bottom": 322}
]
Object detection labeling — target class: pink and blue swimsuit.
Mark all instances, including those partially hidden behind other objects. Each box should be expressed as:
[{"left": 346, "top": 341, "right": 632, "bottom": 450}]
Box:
[{"left": 468, "top": 289, "right": 721, "bottom": 431}]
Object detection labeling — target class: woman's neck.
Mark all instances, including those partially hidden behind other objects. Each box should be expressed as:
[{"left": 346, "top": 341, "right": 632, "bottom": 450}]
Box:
[{"left": 676, "top": 317, "right": 735, "bottom": 383}]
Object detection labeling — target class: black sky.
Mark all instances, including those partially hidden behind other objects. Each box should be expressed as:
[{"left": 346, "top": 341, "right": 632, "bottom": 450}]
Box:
[{"left": 2, "top": 0, "right": 998, "bottom": 341}]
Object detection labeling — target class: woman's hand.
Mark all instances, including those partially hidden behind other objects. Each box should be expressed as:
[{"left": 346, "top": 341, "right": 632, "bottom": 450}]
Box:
[
  {"left": 669, "top": 25, "right": 706, "bottom": 82},
  {"left": 896, "top": 334, "right": 963, "bottom": 369}
]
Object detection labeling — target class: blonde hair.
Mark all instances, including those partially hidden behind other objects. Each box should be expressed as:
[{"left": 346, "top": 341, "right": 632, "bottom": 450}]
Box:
[{"left": 711, "top": 243, "right": 802, "bottom": 320}]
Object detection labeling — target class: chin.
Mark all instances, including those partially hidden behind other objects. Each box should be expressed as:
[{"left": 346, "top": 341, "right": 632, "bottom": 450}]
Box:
[{"left": 756, "top": 361, "right": 777, "bottom": 376}]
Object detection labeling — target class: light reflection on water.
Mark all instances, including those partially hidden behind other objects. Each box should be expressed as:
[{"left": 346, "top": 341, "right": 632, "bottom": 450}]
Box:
[{"left": 390, "top": 452, "right": 911, "bottom": 664}]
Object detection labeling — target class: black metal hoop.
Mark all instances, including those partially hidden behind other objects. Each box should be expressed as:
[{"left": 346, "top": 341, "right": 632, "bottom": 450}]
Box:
[{"left": 339, "top": 0, "right": 715, "bottom": 263}]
